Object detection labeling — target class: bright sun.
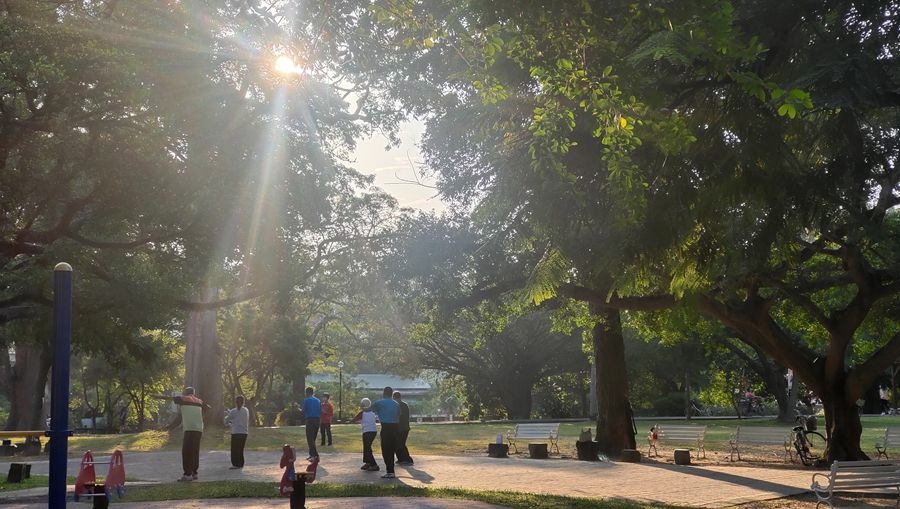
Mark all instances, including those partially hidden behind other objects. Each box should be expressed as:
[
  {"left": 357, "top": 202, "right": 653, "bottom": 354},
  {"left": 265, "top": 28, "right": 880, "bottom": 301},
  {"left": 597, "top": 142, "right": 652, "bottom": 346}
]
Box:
[{"left": 274, "top": 55, "right": 296, "bottom": 75}]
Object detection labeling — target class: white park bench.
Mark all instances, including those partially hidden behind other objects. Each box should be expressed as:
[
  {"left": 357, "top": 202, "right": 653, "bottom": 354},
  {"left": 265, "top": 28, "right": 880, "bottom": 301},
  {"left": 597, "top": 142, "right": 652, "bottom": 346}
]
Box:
[
  {"left": 507, "top": 423, "right": 560, "bottom": 455},
  {"left": 648, "top": 424, "right": 707, "bottom": 459},
  {"left": 728, "top": 426, "right": 791, "bottom": 462},
  {"left": 811, "top": 459, "right": 900, "bottom": 508},
  {"left": 875, "top": 428, "right": 900, "bottom": 459}
]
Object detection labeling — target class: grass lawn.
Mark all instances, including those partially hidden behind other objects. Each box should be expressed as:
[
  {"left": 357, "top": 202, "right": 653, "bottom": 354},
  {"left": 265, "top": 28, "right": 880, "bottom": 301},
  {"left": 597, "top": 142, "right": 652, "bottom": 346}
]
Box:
[
  {"left": 0, "top": 475, "right": 76, "bottom": 492},
  {"left": 10, "top": 417, "right": 900, "bottom": 508},
  {"left": 123, "top": 480, "right": 668, "bottom": 509},
  {"left": 63, "top": 415, "right": 900, "bottom": 459}
]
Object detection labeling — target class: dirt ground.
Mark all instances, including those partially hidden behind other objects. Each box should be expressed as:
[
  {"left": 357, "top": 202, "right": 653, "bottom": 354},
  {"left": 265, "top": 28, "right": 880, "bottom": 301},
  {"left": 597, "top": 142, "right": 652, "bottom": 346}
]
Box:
[
  {"left": 572, "top": 444, "right": 899, "bottom": 508},
  {"left": 739, "top": 492, "right": 896, "bottom": 508}
]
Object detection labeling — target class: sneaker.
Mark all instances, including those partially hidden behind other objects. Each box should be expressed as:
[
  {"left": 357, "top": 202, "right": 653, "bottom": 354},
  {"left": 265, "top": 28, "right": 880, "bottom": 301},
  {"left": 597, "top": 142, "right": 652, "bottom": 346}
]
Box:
[
  {"left": 191, "top": 474, "right": 198, "bottom": 481},
  {"left": 381, "top": 472, "right": 395, "bottom": 479},
  {"left": 360, "top": 464, "right": 369, "bottom": 470},
  {"left": 366, "top": 465, "right": 380, "bottom": 471},
  {"left": 177, "top": 475, "right": 192, "bottom": 482}
]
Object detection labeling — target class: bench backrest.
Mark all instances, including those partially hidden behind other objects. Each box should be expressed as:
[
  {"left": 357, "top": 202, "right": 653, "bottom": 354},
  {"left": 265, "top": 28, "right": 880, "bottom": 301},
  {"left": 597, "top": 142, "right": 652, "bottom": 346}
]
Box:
[
  {"left": 830, "top": 460, "right": 900, "bottom": 489},
  {"left": 735, "top": 426, "right": 791, "bottom": 444},
  {"left": 883, "top": 428, "right": 900, "bottom": 447},
  {"left": 658, "top": 425, "right": 706, "bottom": 442},
  {"left": 511, "top": 423, "right": 560, "bottom": 439}
]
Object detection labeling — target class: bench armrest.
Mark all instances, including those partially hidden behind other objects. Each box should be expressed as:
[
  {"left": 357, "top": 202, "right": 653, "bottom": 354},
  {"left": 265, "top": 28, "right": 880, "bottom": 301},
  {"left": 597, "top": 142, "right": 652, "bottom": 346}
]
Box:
[{"left": 811, "top": 472, "right": 833, "bottom": 493}]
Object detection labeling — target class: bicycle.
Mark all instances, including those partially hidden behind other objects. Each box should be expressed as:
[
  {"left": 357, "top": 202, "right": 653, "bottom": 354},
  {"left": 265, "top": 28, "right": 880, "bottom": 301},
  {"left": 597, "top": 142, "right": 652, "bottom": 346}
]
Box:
[
  {"left": 690, "top": 400, "right": 712, "bottom": 417},
  {"left": 791, "top": 414, "right": 827, "bottom": 466}
]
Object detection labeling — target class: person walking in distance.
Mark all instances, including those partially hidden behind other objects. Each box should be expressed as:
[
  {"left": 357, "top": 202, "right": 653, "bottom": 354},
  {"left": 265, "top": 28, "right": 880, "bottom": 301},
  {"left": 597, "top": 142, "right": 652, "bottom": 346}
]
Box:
[
  {"left": 151, "top": 387, "right": 209, "bottom": 481},
  {"left": 393, "top": 391, "right": 414, "bottom": 465},
  {"left": 320, "top": 392, "right": 334, "bottom": 446},
  {"left": 302, "top": 387, "right": 321, "bottom": 459},
  {"left": 370, "top": 386, "right": 401, "bottom": 479},
  {"left": 225, "top": 395, "right": 250, "bottom": 469}
]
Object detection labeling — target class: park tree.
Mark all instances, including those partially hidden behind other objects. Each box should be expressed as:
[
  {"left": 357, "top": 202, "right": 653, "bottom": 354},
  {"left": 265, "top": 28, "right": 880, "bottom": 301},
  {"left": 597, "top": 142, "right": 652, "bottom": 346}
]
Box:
[
  {"left": 412, "top": 306, "right": 587, "bottom": 419},
  {"left": 366, "top": 0, "right": 900, "bottom": 460},
  {"left": 1, "top": 0, "right": 403, "bottom": 426},
  {"left": 0, "top": 0, "right": 196, "bottom": 427}
]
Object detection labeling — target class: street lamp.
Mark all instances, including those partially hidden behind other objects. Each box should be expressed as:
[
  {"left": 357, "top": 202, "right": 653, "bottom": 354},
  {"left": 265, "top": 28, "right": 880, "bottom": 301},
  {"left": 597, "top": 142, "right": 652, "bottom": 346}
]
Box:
[{"left": 337, "top": 361, "right": 344, "bottom": 422}]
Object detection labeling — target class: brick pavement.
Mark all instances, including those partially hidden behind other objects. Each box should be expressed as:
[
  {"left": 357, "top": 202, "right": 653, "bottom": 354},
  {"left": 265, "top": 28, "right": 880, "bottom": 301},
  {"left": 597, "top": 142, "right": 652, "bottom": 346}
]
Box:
[{"left": 0, "top": 450, "right": 814, "bottom": 508}]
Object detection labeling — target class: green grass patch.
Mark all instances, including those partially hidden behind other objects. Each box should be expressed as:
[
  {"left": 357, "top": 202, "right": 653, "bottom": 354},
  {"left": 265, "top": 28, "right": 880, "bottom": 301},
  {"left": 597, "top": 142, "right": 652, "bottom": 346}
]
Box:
[
  {"left": 123, "top": 480, "right": 672, "bottom": 508},
  {"left": 63, "top": 415, "right": 900, "bottom": 459},
  {"left": 0, "top": 475, "right": 76, "bottom": 492}
]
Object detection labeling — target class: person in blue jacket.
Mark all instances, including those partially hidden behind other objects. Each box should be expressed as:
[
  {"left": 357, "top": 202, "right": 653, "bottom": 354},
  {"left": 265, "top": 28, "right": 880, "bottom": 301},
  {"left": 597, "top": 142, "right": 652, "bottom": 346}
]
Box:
[
  {"left": 369, "top": 386, "right": 401, "bottom": 478},
  {"left": 301, "top": 386, "right": 321, "bottom": 459}
]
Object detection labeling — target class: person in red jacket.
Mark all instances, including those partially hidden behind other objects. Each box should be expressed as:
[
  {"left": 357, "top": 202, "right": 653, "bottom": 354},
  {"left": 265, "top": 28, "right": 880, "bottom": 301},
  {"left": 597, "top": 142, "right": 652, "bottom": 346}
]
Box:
[{"left": 320, "top": 392, "right": 334, "bottom": 446}]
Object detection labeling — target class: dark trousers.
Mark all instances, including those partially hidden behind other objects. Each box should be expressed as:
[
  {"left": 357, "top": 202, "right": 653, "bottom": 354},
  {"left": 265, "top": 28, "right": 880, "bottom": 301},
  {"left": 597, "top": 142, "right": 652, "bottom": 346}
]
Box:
[
  {"left": 230, "top": 433, "right": 247, "bottom": 467},
  {"left": 380, "top": 423, "right": 400, "bottom": 473},
  {"left": 320, "top": 423, "right": 332, "bottom": 445},
  {"left": 182, "top": 430, "right": 202, "bottom": 475},
  {"left": 305, "top": 418, "right": 320, "bottom": 458},
  {"left": 362, "top": 431, "right": 377, "bottom": 465},
  {"left": 395, "top": 426, "right": 412, "bottom": 463}
]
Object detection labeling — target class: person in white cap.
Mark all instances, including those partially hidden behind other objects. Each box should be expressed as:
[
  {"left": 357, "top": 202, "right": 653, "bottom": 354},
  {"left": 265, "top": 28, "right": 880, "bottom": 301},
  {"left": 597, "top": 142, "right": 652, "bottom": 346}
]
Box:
[{"left": 352, "top": 398, "right": 379, "bottom": 471}]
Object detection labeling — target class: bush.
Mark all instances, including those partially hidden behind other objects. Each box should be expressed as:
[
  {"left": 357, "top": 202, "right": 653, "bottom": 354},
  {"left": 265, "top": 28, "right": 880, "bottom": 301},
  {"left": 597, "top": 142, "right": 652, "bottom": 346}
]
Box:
[{"left": 276, "top": 405, "right": 304, "bottom": 426}]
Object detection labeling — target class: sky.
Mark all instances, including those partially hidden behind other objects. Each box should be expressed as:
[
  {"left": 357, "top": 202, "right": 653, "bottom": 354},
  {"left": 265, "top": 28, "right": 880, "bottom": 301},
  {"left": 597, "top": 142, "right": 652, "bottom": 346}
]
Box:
[{"left": 349, "top": 120, "right": 446, "bottom": 212}]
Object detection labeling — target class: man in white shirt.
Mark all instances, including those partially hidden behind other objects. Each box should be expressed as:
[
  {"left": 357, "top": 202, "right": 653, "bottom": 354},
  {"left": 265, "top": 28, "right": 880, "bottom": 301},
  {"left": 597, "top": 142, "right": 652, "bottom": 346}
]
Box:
[{"left": 225, "top": 395, "right": 250, "bottom": 469}]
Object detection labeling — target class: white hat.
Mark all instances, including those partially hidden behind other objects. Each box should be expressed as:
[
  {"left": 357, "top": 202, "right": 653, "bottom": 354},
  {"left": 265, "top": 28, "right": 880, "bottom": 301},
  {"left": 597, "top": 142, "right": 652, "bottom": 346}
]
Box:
[{"left": 360, "top": 397, "right": 371, "bottom": 409}]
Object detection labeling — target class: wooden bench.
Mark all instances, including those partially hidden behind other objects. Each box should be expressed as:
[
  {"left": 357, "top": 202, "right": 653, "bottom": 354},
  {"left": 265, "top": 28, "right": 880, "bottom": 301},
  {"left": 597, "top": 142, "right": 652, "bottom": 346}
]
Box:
[
  {"left": 811, "top": 459, "right": 900, "bottom": 508},
  {"left": 728, "top": 426, "right": 791, "bottom": 461},
  {"left": 875, "top": 428, "right": 900, "bottom": 459},
  {"left": 507, "top": 423, "right": 560, "bottom": 455},
  {"left": 0, "top": 431, "right": 45, "bottom": 456},
  {"left": 648, "top": 424, "right": 707, "bottom": 459}
]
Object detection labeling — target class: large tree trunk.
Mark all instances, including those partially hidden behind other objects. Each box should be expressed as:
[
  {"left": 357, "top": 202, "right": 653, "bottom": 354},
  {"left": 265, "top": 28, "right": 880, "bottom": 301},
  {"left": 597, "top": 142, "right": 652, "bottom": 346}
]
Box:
[
  {"left": 755, "top": 352, "right": 790, "bottom": 422},
  {"left": 501, "top": 382, "right": 534, "bottom": 420},
  {"left": 591, "top": 304, "right": 636, "bottom": 456},
  {"left": 765, "top": 364, "right": 793, "bottom": 423},
  {"left": 784, "top": 370, "right": 801, "bottom": 422},
  {"left": 184, "top": 284, "right": 224, "bottom": 427},
  {"left": 5, "top": 342, "right": 51, "bottom": 430},
  {"left": 823, "top": 377, "right": 868, "bottom": 461}
]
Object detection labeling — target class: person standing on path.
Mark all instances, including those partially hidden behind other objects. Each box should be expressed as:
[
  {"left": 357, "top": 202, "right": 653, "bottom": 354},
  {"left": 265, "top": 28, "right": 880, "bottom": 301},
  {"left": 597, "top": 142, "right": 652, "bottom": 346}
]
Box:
[
  {"left": 151, "top": 387, "right": 209, "bottom": 481},
  {"left": 370, "top": 386, "right": 400, "bottom": 479},
  {"left": 320, "top": 393, "right": 334, "bottom": 446},
  {"left": 392, "top": 391, "right": 413, "bottom": 465},
  {"left": 302, "top": 387, "right": 322, "bottom": 459},
  {"left": 225, "top": 395, "right": 250, "bottom": 469},
  {"left": 352, "top": 397, "right": 380, "bottom": 471}
]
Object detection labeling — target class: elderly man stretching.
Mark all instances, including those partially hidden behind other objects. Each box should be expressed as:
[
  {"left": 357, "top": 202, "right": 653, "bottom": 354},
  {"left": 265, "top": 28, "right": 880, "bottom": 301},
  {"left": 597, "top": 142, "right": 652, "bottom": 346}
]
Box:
[{"left": 152, "top": 387, "right": 209, "bottom": 481}]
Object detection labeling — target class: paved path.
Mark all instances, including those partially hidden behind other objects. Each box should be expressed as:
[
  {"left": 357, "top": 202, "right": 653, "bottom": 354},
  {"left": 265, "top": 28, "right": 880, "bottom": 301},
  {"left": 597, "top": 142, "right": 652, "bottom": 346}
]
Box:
[{"left": 0, "top": 450, "right": 814, "bottom": 508}]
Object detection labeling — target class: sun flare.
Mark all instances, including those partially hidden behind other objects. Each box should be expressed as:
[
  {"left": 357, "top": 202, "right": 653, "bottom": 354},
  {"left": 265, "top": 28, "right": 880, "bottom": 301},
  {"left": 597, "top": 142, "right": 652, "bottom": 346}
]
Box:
[{"left": 274, "top": 55, "right": 297, "bottom": 75}]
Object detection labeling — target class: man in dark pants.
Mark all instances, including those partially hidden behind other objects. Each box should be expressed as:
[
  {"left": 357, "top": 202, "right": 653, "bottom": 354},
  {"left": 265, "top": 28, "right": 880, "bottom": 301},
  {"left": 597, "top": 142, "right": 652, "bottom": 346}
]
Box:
[
  {"left": 301, "top": 387, "right": 321, "bottom": 459},
  {"left": 393, "top": 391, "right": 414, "bottom": 465},
  {"left": 152, "top": 387, "right": 208, "bottom": 481},
  {"left": 370, "top": 386, "right": 400, "bottom": 479}
]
